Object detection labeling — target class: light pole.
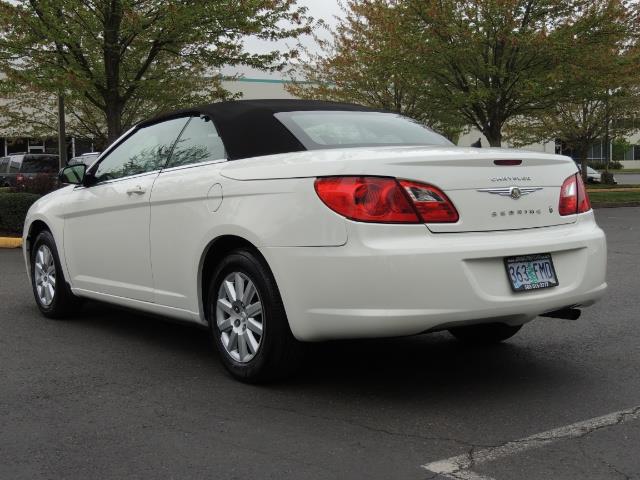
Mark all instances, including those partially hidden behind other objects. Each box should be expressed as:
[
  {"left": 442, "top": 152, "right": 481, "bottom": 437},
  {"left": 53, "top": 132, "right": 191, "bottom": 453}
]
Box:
[
  {"left": 57, "top": 94, "right": 67, "bottom": 169},
  {"left": 604, "top": 91, "right": 610, "bottom": 174}
]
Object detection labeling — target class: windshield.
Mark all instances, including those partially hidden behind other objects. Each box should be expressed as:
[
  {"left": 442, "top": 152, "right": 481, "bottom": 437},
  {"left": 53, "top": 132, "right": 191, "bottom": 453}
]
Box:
[{"left": 274, "top": 111, "right": 452, "bottom": 150}]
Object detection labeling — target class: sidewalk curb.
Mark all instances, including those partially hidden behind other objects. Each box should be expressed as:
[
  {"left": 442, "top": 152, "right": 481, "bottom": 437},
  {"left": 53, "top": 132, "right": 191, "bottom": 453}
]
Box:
[{"left": 0, "top": 237, "right": 22, "bottom": 249}]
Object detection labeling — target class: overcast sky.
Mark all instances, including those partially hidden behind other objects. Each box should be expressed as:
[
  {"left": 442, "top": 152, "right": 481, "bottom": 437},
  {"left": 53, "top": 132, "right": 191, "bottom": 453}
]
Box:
[{"left": 242, "top": 0, "right": 343, "bottom": 56}]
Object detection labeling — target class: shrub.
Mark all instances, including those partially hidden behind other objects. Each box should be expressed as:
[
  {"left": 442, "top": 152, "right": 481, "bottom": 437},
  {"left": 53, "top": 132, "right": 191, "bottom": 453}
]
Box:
[
  {"left": 588, "top": 161, "right": 624, "bottom": 171},
  {"left": 0, "top": 192, "right": 41, "bottom": 234},
  {"left": 609, "top": 161, "right": 624, "bottom": 170}
]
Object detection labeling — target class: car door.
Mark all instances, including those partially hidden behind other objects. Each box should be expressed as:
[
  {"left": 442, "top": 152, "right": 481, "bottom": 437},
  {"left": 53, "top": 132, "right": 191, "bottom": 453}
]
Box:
[
  {"left": 63, "top": 117, "right": 189, "bottom": 302},
  {"left": 149, "top": 115, "right": 227, "bottom": 311}
]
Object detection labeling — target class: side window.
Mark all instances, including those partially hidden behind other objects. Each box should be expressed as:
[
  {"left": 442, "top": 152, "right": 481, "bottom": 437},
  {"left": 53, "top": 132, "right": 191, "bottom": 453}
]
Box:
[
  {"left": 93, "top": 117, "right": 189, "bottom": 183},
  {"left": 9, "top": 157, "right": 21, "bottom": 173},
  {"left": 0, "top": 157, "right": 8, "bottom": 172},
  {"left": 166, "top": 116, "right": 226, "bottom": 168}
]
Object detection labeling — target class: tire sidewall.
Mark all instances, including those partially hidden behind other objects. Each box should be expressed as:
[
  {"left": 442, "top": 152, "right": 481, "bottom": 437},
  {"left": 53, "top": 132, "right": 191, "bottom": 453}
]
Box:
[
  {"left": 30, "top": 231, "right": 66, "bottom": 316},
  {"left": 207, "top": 250, "right": 282, "bottom": 381}
]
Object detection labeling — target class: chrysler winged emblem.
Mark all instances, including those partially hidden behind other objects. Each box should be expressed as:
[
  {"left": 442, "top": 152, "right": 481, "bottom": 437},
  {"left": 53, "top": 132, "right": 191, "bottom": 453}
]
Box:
[{"left": 477, "top": 186, "right": 543, "bottom": 199}]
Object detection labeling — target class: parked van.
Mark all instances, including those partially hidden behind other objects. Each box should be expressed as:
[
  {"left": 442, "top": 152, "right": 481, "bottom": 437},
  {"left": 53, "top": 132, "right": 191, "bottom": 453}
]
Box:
[{"left": 0, "top": 154, "right": 59, "bottom": 188}]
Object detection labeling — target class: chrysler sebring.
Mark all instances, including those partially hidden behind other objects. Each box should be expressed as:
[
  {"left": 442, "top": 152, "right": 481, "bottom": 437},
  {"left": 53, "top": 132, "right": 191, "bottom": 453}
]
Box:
[{"left": 23, "top": 100, "right": 607, "bottom": 382}]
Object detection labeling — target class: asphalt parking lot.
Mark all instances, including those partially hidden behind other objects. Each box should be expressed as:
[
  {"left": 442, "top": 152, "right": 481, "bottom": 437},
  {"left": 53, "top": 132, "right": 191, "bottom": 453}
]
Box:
[
  {"left": 615, "top": 172, "right": 640, "bottom": 184},
  {"left": 1, "top": 208, "right": 639, "bottom": 480}
]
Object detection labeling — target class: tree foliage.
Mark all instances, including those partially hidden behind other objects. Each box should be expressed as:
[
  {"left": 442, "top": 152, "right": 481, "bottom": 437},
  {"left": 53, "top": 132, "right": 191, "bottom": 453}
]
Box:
[
  {"left": 0, "top": 0, "right": 311, "bottom": 145},
  {"left": 506, "top": 0, "right": 640, "bottom": 180},
  {"left": 287, "top": 0, "right": 464, "bottom": 140},
  {"left": 407, "top": 0, "right": 589, "bottom": 146},
  {"left": 290, "top": 0, "right": 639, "bottom": 148}
]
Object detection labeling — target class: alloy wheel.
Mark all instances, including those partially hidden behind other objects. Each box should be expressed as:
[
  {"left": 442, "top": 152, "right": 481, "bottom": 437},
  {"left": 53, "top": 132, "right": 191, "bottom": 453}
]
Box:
[
  {"left": 34, "top": 245, "right": 56, "bottom": 306},
  {"left": 216, "top": 272, "right": 264, "bottom": 363}
]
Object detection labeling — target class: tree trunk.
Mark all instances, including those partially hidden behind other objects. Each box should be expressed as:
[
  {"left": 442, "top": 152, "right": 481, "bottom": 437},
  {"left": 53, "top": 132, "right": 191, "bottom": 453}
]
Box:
[
  {"left": 483, "top": 123, "right": 503, "bottom": 147},
  {"left": 105, "top": 100, "right": 123, "bottom": 144},
  {"left": 578, "top": 147, "right": 589, "bottom": 184},
  {"left": 103, "top": 1, "right": 124, "bottom": 145},
  {"left": 488, "top": 136, "right": 502, "bottom": 148}
]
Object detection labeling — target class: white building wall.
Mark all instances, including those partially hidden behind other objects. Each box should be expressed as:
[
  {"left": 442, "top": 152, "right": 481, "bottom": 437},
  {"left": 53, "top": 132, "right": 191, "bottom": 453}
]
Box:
[
  {"left": 222, "top": 79, "right": 296, "bottom": 100},
  {"left": 457, "top": 127, "right": 556, "bottom": 153}
]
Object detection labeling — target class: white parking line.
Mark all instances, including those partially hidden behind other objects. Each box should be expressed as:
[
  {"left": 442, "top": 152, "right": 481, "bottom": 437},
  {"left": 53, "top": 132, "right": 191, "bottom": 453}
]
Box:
[{"left": 422, "top": 405, "right": 640, "bottom": 480}]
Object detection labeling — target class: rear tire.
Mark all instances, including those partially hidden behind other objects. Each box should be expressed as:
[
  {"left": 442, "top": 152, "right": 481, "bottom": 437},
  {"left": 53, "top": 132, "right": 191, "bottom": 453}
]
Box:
[
  {"left": 207, "top": 249, "right": 303, "bottom": 383},
  {"left": 448, "top": 323, "right": 522, "bottom": 344},
  {"left": 30, "top": 230, "right": 82, "bottom": 318}
]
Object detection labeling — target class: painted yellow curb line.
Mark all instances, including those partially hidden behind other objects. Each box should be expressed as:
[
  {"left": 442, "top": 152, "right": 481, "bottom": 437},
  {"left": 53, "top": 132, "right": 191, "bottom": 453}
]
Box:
[{"left": 0, "top": 237, "right": 22, "bottom": 249}]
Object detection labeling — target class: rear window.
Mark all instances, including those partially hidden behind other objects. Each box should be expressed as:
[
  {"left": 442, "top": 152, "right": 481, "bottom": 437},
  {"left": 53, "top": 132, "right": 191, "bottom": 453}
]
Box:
[
  {"left": 274, "top": 111, "right": 452, "bottom": 150},
  {"left": 20, "top": 156, "right": 58, "bottom": 173}
]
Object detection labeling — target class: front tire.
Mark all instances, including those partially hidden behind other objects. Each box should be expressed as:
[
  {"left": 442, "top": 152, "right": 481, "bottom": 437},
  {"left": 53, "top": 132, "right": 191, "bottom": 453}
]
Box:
[
  {"left": 207, "top": 249, "right": 302, "bottom": 383},
  {"left": 30, "top": 230, "right": 81, "bottom": 318},
  {"left": 448, "top": 323, "right": 522, "bottom": 344}
]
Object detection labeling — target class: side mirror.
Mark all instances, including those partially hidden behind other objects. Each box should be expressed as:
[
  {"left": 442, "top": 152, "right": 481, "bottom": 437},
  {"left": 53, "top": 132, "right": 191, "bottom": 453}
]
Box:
[{"left": 59, "top": 164, "right": 86, "bottom": 185}]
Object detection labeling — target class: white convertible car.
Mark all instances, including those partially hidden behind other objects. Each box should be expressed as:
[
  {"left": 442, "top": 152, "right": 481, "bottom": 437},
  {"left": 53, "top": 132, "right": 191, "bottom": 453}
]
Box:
[{"left": 23, "top": 100, "right": 607, "bottom": 382}]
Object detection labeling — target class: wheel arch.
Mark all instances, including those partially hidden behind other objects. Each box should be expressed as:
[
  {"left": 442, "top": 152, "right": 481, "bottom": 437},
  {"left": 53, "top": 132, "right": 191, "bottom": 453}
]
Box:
[
  {"left": 23, "top": 217, "right": 72, "bottom": 291},
  {"left": 24, "top": 219, "right": 55, "bottom": 277},
  {"left": 25, "top": 219, "right": 51, "bottom": 255},
  {"left": 198, "top": 234, "right": 275, "bottom": 325}
]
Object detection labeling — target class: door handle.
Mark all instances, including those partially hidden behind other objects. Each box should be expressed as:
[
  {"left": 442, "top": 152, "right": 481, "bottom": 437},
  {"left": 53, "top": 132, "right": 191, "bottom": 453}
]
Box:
[{"left": 126, "top": 185, "right": 146, "bottom": 195}]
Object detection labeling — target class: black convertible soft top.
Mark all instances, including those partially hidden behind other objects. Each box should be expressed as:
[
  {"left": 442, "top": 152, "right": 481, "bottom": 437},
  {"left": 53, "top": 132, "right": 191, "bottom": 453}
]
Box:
[{"left": 140, "top": 99, "right": 379, "bottom": 160}]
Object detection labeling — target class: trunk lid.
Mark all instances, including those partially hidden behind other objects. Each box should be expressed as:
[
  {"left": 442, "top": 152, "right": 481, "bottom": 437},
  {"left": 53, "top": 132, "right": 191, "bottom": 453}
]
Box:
[{"left": 220, "top": 146, "right": 580, "bottom": 233}]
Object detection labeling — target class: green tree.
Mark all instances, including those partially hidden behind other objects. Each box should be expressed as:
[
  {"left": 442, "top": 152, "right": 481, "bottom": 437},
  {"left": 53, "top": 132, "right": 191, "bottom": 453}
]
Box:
[
  {"left": 404, "top": 0, "right": 602, "bottom": 147},
  {"left": 0, "top": 0, "right": 311, "bottom": 145},
  {"left": 506, "top": 0, "right": 640, "bottom": 181},
  {"left": 286, "top": 0, "right": 464, "bottom": 141},
  {"left": 292, "top": 0, "right": 637, "bottom": 148}
]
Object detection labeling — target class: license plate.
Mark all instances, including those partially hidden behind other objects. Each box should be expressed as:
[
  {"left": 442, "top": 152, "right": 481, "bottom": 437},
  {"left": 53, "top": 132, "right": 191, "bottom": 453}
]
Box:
[{"left": 504, "top": 253, "right": 559, "bottom": 292}]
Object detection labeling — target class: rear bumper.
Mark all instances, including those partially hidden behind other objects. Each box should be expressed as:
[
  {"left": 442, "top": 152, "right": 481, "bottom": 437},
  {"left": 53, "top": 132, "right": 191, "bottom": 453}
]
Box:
[{"left": 261, "top": 212, "right": 607, "bottom": 341}]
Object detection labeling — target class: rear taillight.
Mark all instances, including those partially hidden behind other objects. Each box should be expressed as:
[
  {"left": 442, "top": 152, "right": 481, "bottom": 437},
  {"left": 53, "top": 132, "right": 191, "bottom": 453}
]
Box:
[
  {"left": 16, "top": 174, "right": 24, "bottom": 183},
  {"left": 314, "top": 176, "right": 418, "bottom": 223},
  {"left": 398, "top": 180, "right": 459, "bottom": 223},
  {"left": 559, "top": 173, "right": 591, "bottom": 216},
  {"left": 314, "top": 176, "right": 459, "bottom": 224}
]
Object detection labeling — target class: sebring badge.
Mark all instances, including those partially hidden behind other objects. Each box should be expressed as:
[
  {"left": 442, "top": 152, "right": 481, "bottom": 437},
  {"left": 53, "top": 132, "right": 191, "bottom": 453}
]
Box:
[{"left": 477, "top": 186, "right": 543, "bottom": 199}]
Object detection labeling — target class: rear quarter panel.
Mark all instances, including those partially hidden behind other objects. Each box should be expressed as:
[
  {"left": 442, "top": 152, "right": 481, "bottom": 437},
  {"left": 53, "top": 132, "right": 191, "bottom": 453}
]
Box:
[{"left": 149, "top": 161, "right": 347, "bottom": 316}]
